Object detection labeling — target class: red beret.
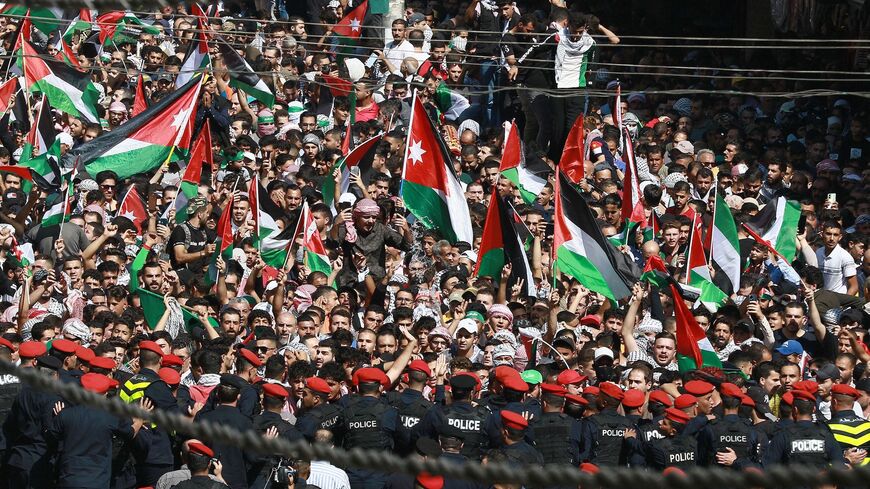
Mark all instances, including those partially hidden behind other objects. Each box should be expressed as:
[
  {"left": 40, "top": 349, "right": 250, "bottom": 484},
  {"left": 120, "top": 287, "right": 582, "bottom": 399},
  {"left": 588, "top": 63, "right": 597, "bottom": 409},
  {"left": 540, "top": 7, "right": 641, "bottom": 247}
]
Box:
[
  {"left": 663, "top": 467, "right": 686, "bottom": 477},
  {"left": 306, "top": 376, "right": 331, "bottom": 395},
  {"left": 0, "top": 337, "right": 14, "bottom": 352},
  {"left": 664, "top": 407, "right": 691, "bottom": 425},
  {"left": 353, "top": 367, "right": 390, "bottom": 388},
  {"left": 407, "top": 359, "right": 432, "bottom": 377},
  {"left": 188, "top": 441, "right": 214, "bottom": 458},
  {"left": 138, "top": 340, "right": 164, "bottom": 357},
  {"left": 583, "top": 386, "right": 599, "bottom": 396},
  {"left": 792, "top": 380, "right": 819, "bottom": 395},
  {"left": 683, "top": 380, "right": 714, "bottom": 396},
  {"left": 500, "top": 409, "right": 528, "bottom": 430},
  {"left": 649, "top": 390, "right": 673, "bottom": 407},
  {"left": 622, "top": 389, "right": 645, "bottom": 409},
  {"left": 494, "top": 365, "right": 521, "bottom": 384},
  {"left": 674, "top": 394, "right": 698, "bottom": 409},
  {"left": 719, "top": 382, "right": 744, "bottom": 399},
  {"left": 416, "top": 473, "right": 444, "bottom": 489},
  {"left": 89, "top": 356, "right": 116, "bottom": 371},
  {"left": 540, "top": 383, "right": 567, "bottom": 397},
  {"left": 579, "top": 463, "right": 599, "bottom": 474},
  {"left": 75, "top": 346, "right": 95, "bottom": 363},
  {"left": 556, "top": 370, "right": 587, "bottom": 386},
  {"left": 740, "top": 395, "right": 755, "bottom": 408},
  {"left": 791, "top": 389, "right": 816, "bottom": 402},
  {"left": 18, "top": 341, "right": 46, "bottom": 358},
  {"left": 51, "top": 338, "right": 77, "bottom": 354},
  {"left": 781, "top": 391, "right": 794, "bottom": 406},
  {"left": 832, "top": 384, "right": 861, "bottom": 398},
  {"left": 502, "top": 375, "right": 529, "bottom": 393},
  {"left": 162, "top": 354, "right": 184, "bottom": 367},
  {"left": 158, "top": 367, "right": 181, "bottom": 386},
  {"left": 263, "top": 383, "right": 289, "bottom": 399},
  {"left": 598, "top": 382, "right": 624, "bottom": 401},
  {"left": 80, "top": 373, "right": 117, "bottom": 395},
  {"left": 580, "top": 315, "right": 601, "bottom": 327},
  {"left": 565, "top": 393, "right": 588, "bottom": 406},
  {"left": 238, "top": 347, "right": 263, "bottom": 367}
]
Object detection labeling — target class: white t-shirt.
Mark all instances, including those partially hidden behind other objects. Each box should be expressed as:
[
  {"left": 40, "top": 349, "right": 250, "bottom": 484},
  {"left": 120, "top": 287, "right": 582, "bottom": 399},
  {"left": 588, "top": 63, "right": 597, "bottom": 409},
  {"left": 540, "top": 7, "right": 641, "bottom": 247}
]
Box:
[{"left": 816, "top": 245, "right": 857, "bottom": 293}]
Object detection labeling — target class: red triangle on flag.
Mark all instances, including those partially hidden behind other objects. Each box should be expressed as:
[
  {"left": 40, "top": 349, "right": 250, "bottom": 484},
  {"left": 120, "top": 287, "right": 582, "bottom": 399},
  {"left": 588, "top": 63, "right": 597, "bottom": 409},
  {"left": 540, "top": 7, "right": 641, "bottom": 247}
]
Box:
[
  {"left": 402, "top": 96, "right": 451, "bottom": 194},
  {"left": 499, "top": 120, "right": 521, "bottom": 172},
  {"left": 321, "top": 74, "right": 353, "bottom": 98},
  {"left": 333, "top": 0, "right": 368, "bottom": 39},
  {"left": 559, "top": 115, "right": 585, "bottom": 184},
  {"left": 132, "top": 74, "right": 147, "bottom": 116},
  {"left": 187, "top": 119, "right": 214, "bottom": 175},
  {"left": 96, "top": 11, "right": 126, "bottom": 45},
  {"left": 0, "top": 78, "right": 18, "bottom": 115},
  {"left": 216, "top": 193, "right": 235, "bottom": 255},
  {"left": 127, "top": 78, "right": 201, "bottom": 147},
  {"left": 118, "top": 186, "right": 148, "bottom": 233}
]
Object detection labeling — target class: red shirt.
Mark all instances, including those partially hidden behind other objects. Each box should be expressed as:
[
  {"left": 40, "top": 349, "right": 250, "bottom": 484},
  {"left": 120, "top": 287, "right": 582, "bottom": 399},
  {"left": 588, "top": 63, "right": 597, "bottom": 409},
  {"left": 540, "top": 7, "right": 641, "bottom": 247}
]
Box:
[{"left": 355, "top": 102, "right": 380, "bottom": 122}]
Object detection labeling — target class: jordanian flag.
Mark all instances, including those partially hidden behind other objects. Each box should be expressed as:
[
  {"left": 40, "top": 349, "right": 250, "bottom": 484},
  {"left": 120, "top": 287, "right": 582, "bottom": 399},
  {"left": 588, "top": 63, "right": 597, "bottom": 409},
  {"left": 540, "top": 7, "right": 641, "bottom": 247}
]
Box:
[
  {"left": 249, "top": 176, "right": 293, "bottom": 268},
  {"left": 68, "top": 76, "right": 202, "bottom": 180},
  {"left": 475, "top": 188, "right": 535, "bottom": 295},
  {"left": 333, "top": 0, "right": 367, "bottom": 43},
  {"left": 207, "top": 193, "right": 235, "bottom": 284},
  {"left": 500, "top": 120, "right": 549, "bottom": 205},
  {"left": 433, "top": 82, "right": 469, "bottom": 121},
  {"left": 711, "top": 191, "right": 740, "bottom": 295},
  {"left": 19, "top": 95, "right": 61, "bottom": 190},
  {"left": 672, "top": 281, "right": 722, "bottom": 372},
  {"left": 686, "top": 215, "right": 727, "bottom": 312},
  {"left": 42, "top": 175, "right": 73, "bottom": 227},
  {"left": 401, "top": 93, "right": 473, "bottom": 244},
  {"left": 559, "top": 115, "right": 585, "bottom": 184},
  {"left": 297, "top": 201, "right": 331, "bottom": 275},
  {"left": 217, "top": 36, "right": 274, "bottom": 107},
  {"left": 176, "top": 5, "right": 210, "bottom": 88},
  {"left": 0, "top": 5, "right": 63, "bottom": 34},
  {"left": 745, "top": 196, "right": 801, "bottom": 262},
  {"left": 554, "top": 171, "right": 639, "bottom": 301},
  {"left": 20, "top": 39, "right": 100, "bottom": 123},
  {"left": 322, "top": 133, "right": 382, "bottom": 210},
  {"left": 97, "top": 11, "right": 159, "bottom": 46}
]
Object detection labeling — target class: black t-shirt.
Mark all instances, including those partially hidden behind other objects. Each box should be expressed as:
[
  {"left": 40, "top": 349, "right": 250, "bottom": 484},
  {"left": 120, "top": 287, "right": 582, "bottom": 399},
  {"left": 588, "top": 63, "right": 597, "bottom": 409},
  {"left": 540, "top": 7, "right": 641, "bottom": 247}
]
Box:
[
  {"left": 773, "top": 328, "right": 837, "bottom": 361},
  {"left": 168, "top": 222, "right": 212, "bottom": 271},
  {"left": 512, "top": 29, "right": 558, "bottom": 89}
]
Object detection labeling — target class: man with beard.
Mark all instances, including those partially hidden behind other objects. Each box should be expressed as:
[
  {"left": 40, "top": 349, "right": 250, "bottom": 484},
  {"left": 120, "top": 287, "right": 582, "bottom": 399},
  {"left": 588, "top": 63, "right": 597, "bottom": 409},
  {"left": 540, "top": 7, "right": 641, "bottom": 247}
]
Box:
[
  {"left": 772, "top": 297, "right": 835, "bottom": 360},
  {"left": 710, "top": 318, "right": 739, "bottom": 362}
]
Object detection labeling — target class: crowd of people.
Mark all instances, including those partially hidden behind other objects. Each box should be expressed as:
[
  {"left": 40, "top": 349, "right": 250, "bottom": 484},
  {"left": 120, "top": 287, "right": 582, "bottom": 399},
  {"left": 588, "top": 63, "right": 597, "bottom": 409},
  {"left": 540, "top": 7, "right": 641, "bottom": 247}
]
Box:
[{"left": 0, "top": 1, "right": 868, "bottom": 489}]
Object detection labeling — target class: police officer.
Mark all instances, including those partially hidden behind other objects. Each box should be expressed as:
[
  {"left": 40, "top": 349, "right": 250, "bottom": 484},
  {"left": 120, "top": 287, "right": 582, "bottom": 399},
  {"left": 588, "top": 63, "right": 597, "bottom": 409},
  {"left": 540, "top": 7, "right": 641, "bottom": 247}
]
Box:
[
  {"left": 706, "top": 383, "right": 762, "bottom": 469},
  {"left": 341, "top": 367, "right": 399, "bottom": 489},
  {"left": 638, "top": 390, "right": 672, "bottom": 443},
  {"left": 168, "top": 442, "right": 229, "bottom": 489},
  {"left": 529, "top": 383, "right": 581, "bottom": 465},
  {"left": 201, "top": 347, "right": 262, "bottom": 419},
  {"left": 682, "top": 380, "right": 717, "bottom": 436},
  {"left": 621, "top": 389, "right": 645, "bottom": 424},
  {"left": 296, "top": 376, "right": 344, "bottom": 442},
  {"left": 825, "top": 384, "right": 870, "bottom": 466},
  {"left": 251, "top": 383, "right": 304, "bottom": 488},
  {"left": 563, "top": 393, "right": 588, "bottom": 420},
  {"left": 385, "top": 360, "right": 433, "bottom": 455},
  {"left": 49, "top": 339, "right": 80, "bottom": 384},
  {"left": 763, "top": 389, "right": 846, "bottom": 468},
  {"left": 484, "top": 368, "right": 535, "bottom": 448},
  {"left": 3, "top": 355, "right": 62, "bottom": 489},
  {"left": 417, "top": 373, "right": 490, "bottom": 460},
  {"left": 46, "top": 373, "right": 144, "bottom": 489},
  {"left": 195, "top": 374, "right": 256, "bottom": 489},
  {"left": 579, "top": 382, "right": 634, "bottom": 466},
  {"left": 641, "top": 407, "right": 698, "bottom": 470},
  {"left": 434, "top": 424, "right": 479, "bottom": 489},
  {"left": 0, "top": 338, "right": 20, "bottom": 463},
  {"left": 499, "top": 410, "right": 544, "bottom": 465}
]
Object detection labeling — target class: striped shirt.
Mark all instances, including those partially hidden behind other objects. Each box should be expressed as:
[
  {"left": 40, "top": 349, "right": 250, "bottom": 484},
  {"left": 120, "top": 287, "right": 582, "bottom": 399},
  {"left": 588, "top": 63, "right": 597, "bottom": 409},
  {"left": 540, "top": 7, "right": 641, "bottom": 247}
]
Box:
[{"left": 307, "top": 460, "right": 351, "bottom": 489}]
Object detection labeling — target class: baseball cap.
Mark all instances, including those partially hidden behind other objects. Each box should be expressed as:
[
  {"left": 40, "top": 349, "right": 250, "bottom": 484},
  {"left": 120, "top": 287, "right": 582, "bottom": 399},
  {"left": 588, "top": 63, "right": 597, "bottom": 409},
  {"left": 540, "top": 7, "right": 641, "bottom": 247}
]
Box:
[{"left": 776, "top": 340, "right": 804, "bottom": 356}]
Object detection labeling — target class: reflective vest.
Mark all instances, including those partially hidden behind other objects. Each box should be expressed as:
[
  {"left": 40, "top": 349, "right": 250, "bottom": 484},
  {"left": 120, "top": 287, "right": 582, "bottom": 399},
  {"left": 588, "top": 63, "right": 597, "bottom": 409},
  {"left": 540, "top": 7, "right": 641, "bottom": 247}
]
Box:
[
  {"left": 828, "top": 411, "right": 870, "bottom": 465},
  {"left": 119, "top": 372, "right": 157, "bottom": 404}
]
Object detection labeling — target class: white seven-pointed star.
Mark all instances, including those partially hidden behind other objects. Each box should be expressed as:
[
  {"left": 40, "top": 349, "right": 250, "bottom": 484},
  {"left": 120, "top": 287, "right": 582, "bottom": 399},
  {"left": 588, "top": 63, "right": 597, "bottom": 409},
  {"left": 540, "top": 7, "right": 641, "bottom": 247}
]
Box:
[
  {"left": 170, "top": 108, "right": 192, "bottom": 130},
  {"left": 407, "top": 139, "right": 426, "bottom": 165},
  {"left": 122, "top": 210, "right": 136, "bottom": 221},
  {"left": 350, "top": 18, "right": 361, "bottom": 32}
]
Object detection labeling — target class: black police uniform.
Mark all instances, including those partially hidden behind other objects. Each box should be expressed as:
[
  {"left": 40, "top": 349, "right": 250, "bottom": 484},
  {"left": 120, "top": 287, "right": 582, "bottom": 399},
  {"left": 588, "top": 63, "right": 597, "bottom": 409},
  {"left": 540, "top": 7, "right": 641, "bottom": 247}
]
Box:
[
  {"left": 385, "top": 387, "right": 432, "bottom": 455},
  {"left": 341, "top": 395, "right": 399, "bottom": 489},
  {"left": 296, "top": 401, "right": 345, "bottom": 442},
  {"left": 170, "top": 474, "right": 228, "bottom": 489},
  {"left": 528, "top": 411, "right": 582, "bottom": 465},
  {"left": 579, "top": 407, "right": 634, "bottom": 466},
  {"left": 121, "top": 367, "right": 179, "bottom": 486},
  {"left": 644, "top": 431, "right": 699, "bottom": 470},
  {"left": 706, "top": 414, "right": 763, "bottom": 469},
  {"left": 3, "top": 380, "right": 62, "bottom": 488},
  {"left": 417, "top": 400, "right": 490, "bottom": 460},
  {"left": 827, "top": 409, "right": 870, "bottom": 465},
  {"left": 484, "top": 400, "right": 540, "bottom": 449},
  {"left": 502, "top": 439, "right": 546, "bottom": 466},
  {"left": 200, "top": 378, "right": 259, "bottom": 419},
  {"left": 45, "top": 403, "right": 135, "bottom": 489},
  {"left": 250, "top": 410, "right": 305, "bottom": 488},
  {"left": 763, "top": 419, "right": 846, "bottom": 468}
]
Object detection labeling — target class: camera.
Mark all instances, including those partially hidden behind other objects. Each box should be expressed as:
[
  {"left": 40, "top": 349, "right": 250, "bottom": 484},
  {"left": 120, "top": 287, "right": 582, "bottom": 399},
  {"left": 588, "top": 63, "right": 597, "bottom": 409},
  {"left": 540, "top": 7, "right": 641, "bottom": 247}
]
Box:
[{"left": 273, "top": 459, "right": 296, "bottom": 484}]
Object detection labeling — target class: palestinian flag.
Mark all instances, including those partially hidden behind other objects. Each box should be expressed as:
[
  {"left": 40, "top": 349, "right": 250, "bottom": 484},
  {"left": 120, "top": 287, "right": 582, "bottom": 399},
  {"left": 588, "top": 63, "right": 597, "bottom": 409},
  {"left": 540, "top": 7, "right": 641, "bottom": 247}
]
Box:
[
  {"left": 19, "top": 95, "right": 61, "bottom": 189},
  {"left": 499, "top": 120, "right": 549, "bottom": 205},
  {"left": 61, "top": 8, "right": 93, "bottom": 44},
  {"left": 322, "top": 133, "right": 382, "bottom": 210},
  {"left": 0, "top": 5, "right": 63, "bottom": 34},
  {"left": 553, "top": 171, "right": 639, "bottom": 301},
  {"left": 117, "top": 186, "right": 147, "bottom": 233},
  {"left": 559, "top": 115, "right": 585, "bottom": 184},
  {"left": 474, "top": 188, "right": 535, "bottom": 295},
  {"left": 249, "top": 177, "right": 293, "bottom": 268},
  {"left": 297, "top": 201, "right": 331, "bottom": 275},
  {"left": 672, "top": 282, "right": 722, "bottom": 372},
  {"left": 433, "top": 82, "right": 470, "bottom": 121},
  {"left": 640, "top": 254, "right": 669, "bottom": 288},
  {"left": 132, "top": 74, "right": 147, "bottom": 116},
  {"left": 97, "top": 11, "right": 159, "bottom": 47},
  {"left": 172, "top": 121, "right": 212, "bottom": 224},
  {"left": 138, "top": 288, "right": 200, "bottom": 331},
  {"left": 322, "top": 74, "right": 353, "bottom": 97},
  {"left": 333, "top": 0, "right": 367, "bottom": 42},
  {"left": 744, "top": 196, "right": 801, "bottom": 262},
  {"left": 711, "top": 191, "right": 740, "bottom": 295},
  {"left": 42, "top": 175, "right": 73, "bottom": 227},
  {"left": 620, "top": 126, "right": 646, "bottom": 244},
  {"left": 402, "top": 93, "right": 473, "bottom": 244},
  {"left": 207, "top": 193, "right": 235, "bottom": 284},
  {"left": 0, "top": 77, "right": 19, "bottom": 116},
  {"left": 176, "top": 7, "right": 210, "bottom": 88},
  {"left": 0, "top": 165, "right": 34, "bottom": 183},
  {"left": 8, "top": 238, "right": 33, "bottom": 269},
  {"left": 217, "top": 36, "right": 274, "bottom": 107},
  {"left": 54, "top": 38, "right": 80, "bottom": 68},
  {"left": 68, "top": 76, "right": 202, "bottom": 180},
  {"left": 686, "top": 215, "right": 727, "bottom": 312},
  {"left": 20, "top": 39, "right": 100, "bottom": 123},
  {"left": 614, "top": 82, "right": 623, "bottom": 131}
]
